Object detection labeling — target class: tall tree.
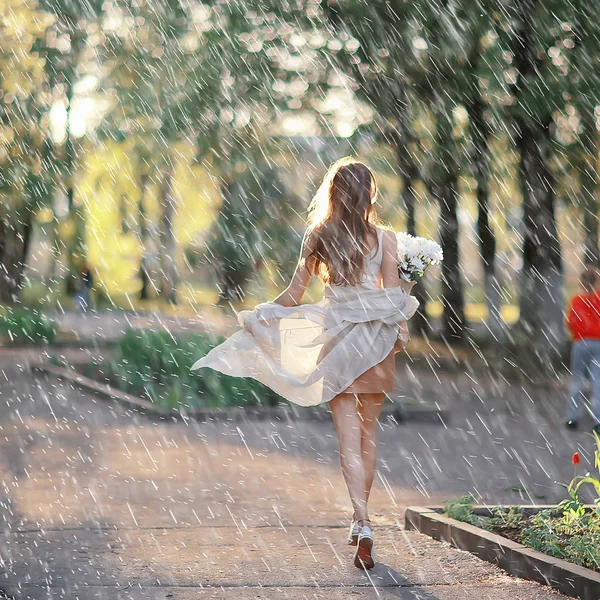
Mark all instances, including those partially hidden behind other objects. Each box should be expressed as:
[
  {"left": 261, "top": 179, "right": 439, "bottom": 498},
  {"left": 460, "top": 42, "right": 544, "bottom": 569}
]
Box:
[
  {"left": 570, "top": 1, "right": 600, "bottom": 266},
  {"left": 37, "top": 0, "right": 105, "bottom": 295},
  {"left": 317, "top": 0, "right": 492, "bottom": 341},
  {"left": 101, "top": 1, "right": 301, "bottom": 304},
  {"left": 504, "top": 0, "right": 566, "bottom": 352},
  {"left": 186, "top": 3, "right": 313, "bottom": 304},
  {"left": 99, "top": 0, "right": 198, "bottom": 304},
  {"left": 464, "top": 5, "right": 506, "bottom": 339},
  {"left": 0, "top": 0, "right": 54, "bottom": 304}
]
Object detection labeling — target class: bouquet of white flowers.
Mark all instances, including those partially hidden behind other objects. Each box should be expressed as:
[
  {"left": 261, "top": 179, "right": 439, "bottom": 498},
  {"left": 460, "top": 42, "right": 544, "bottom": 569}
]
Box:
[{"left": 396, "top": 232, "right": 443, "bottom": 283}]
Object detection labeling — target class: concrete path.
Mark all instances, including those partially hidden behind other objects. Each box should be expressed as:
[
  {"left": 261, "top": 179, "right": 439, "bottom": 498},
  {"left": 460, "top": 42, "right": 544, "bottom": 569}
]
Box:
[
  {"left": 50, "top": 308, "right": 234, "bottom": 343},
  {"left": 0, "top": 347, "right": 579, "bottom": 599}
]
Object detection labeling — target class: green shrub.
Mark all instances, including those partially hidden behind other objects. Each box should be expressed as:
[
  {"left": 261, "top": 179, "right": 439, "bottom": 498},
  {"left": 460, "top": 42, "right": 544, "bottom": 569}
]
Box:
[
  {"left": 107, "top": 328, "right": 283, "bottom": 410},
  {"left": 520, "top": 508, "right": 600, "bottom": 571},
  {"left": 442, "top": 495, "right": 486, "bottom": 528},
  {"left": 0, "top": 307, "right": 56, "bottom": 344}
]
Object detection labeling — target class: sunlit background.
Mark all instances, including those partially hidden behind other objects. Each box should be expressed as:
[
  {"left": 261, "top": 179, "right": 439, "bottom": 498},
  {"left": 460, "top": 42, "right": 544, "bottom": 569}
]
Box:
[
  {"left": 2, "top": 4, "right": 600, "bottom": 596},
  {"left": 1, "top": 0, "right": 597, "bottom": 350}
]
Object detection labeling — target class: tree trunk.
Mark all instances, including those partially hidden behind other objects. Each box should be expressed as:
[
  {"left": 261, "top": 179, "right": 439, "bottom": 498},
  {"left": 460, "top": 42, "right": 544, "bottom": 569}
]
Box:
[
  {"left": 509, "top": 0, "right": 565, "bottom": 353},
  {"left": 516, "top": 119, "right": 564, "bottom": 351},
  {"left": 138, "top": 173, "right": 152, "bottom": 300},
  {"left": 400, "top": 160, "right": 417, "bottom": 237},
  {"left": 63, "top": 35, "right": 85, "bottom": 297},
  {"left": 436, "top": 174, "right": 466, "bottom": 342},
  {"left": 215, "top": 177, "right": 251, "bottom": 305},
  {"left": 394, "top": 141, "right": 430, "bottom": 335},
  {"left": 160, "top": 161, "right": 178, "bottom": 305},
  {"left": 431, "top": 111, "right": 466, "bottom": 342},
  {"left": 578, "top": 110, "right": 600, "bottom": 266},
  {"left": 0, "top": 211, "right": 33, "bottom": 304},
  {"left": 466, "top": 94, "right": 504, "bottom": 339}
]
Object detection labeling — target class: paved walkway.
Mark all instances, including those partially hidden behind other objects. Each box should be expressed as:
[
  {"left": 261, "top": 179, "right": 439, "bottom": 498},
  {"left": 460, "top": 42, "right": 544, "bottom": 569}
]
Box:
[
  {"left": 0, "top": 346, "right": 582, "bottom": 599},
  {"left": 50, "top": 308, "right": 235, "bottom": 343}
]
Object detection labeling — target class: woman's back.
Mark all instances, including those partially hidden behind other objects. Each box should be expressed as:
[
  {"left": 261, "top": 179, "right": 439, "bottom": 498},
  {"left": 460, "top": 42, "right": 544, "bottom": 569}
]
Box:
[{"left": 323, "top": 227, "right": 383, "bottom": 297}]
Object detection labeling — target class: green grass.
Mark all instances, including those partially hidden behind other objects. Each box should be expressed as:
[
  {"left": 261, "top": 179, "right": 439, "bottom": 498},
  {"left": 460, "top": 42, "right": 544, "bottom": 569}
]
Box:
[
  {"left": 103, "top": 328, "right": 284, "bottom": 410},
  {"left": 0, "top": 306, "right": 56, "bottom": 344}
]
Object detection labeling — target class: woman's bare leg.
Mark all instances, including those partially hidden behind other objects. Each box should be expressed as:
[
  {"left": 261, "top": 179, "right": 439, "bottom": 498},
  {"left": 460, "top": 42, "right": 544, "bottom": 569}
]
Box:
[
  {"left": 329, "top": 392, "right": 369, "bottom": 522},
  {"left": 356, "top": 393, "right": 386, "bottom": 505}
]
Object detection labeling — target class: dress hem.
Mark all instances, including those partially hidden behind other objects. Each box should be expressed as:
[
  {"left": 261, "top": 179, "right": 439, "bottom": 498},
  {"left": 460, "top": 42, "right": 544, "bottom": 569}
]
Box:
[{"left": 191, "top": 286, "right": 419, "bottom": 407}]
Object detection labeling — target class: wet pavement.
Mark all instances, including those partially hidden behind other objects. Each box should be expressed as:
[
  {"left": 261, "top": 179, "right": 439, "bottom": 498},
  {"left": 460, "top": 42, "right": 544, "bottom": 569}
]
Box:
[{"left": 0, "top": 346, "right": 585, "bottom": 599}]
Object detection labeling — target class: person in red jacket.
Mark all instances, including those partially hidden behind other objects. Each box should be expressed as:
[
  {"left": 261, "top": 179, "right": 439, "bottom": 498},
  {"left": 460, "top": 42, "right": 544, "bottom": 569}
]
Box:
[{"left": 565, "top": 268, "right": 600, "bottom": 433}]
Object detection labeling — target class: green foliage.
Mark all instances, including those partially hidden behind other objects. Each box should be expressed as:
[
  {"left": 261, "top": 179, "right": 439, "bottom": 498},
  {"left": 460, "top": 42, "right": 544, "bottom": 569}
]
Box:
[
  {"left": 20, "top": 277, "right": 67, "bottom": 309},
  {"left": 442, "top": 495, "right": 486, "bottom": 528},
  {"left": 444, "top": 499, "right": 600, "bottom": 572},
  {"left": 444, "top": 434, "right": 600, "bottom": 572},
  {"left": 204, "top": 165, "right": 302, "bottom": 302},
  {"left": 0, "top": 307, "right": 56, "bottom": 344},
  {"left": 557, "top": 487, "right": 587, "bottom": 526},
  {"left": 562, "top": 431, "right": 600, "bottom": 505},
  {"left": 107, "top": 328, "right": 283, "bottom": 410},
  {"left": 521, "top": 509, "right": 600, "bottom": 571},
  {"left": 486, "top": 505, "right": 525, "bottom": 531}
]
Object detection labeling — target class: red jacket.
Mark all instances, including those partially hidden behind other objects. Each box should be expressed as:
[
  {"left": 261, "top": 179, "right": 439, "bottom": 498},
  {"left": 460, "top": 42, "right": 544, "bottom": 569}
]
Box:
[{"left": 566, "top": 291, "right": 600, "bottom": 341}]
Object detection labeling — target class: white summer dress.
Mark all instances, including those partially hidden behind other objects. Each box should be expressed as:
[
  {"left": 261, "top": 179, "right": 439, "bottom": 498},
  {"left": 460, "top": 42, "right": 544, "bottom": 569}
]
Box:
[{"left": 190, "top": 227, "right": 420, "bottom": 407}]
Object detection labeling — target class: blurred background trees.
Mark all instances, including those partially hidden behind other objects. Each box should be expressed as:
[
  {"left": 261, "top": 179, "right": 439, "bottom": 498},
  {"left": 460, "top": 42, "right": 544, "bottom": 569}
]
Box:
[
  {"left": 0, "top": 0, "right": 54, "bottom": 303},
  {"left": 1, "top": 0, "right": 599, "bottom": 353}
]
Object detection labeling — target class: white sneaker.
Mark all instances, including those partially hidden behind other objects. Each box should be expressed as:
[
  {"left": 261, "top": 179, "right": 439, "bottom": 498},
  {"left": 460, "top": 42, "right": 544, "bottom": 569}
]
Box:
[
  {"left": 347, "top": 519, "right": 360, "bottom": 545},
  {"left": 354, "top": 521, "right": 375, "bottom": 569}
]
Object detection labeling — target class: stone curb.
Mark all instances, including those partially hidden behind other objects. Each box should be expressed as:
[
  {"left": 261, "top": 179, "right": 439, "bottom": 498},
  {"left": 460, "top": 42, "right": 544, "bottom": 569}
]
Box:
[
  {"left": 31, "top": 363, "right": 448, "bottom": 424},
  {"left": 405, "top": 505, "right": 600, "bottom": 600}
]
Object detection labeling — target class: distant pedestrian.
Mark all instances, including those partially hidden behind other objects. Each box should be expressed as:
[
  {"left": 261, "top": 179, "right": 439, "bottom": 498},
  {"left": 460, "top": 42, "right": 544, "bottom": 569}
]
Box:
[
  {"left": 565, "top": 267, "right": 600, "bottom": 433},
  {"left": 75, "top": 263, "right": 95, "bottom": 312}
]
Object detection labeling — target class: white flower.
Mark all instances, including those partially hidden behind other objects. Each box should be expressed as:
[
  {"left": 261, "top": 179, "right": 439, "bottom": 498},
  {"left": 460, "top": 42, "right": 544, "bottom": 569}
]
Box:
[
  {"left": 412, "top": 257, "right": 425, "bottom": 273},
  {"left": 396, "top": 232, "right": 443, "bottom": 282}
]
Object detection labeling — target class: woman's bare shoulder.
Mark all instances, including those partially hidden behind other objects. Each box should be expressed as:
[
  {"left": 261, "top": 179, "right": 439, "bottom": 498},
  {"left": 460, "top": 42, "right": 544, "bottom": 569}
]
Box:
[
  {"left": 378, "top": 226, "right": 396, "bottom": 243},
  {"left": 375, "top": 224, "right": 395, "bottom": 235},
  {"left": 380, "top": 228, "right": 398, "bottom": 257}
]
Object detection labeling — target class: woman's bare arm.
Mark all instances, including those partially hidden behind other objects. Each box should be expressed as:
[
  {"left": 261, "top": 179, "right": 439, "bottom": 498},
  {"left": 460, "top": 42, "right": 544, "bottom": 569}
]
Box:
[
  {"left": 272, "top": 231, "right": 316, "bottom": 307},
  {"left": 381, "top": 229, "right": 416, "bottom": 292},
  {"left": 381, "top": 229, "right": 415, "bottom": 351},
  {"left": 380, "top": 229, "right": 400, "bottom": 288}
]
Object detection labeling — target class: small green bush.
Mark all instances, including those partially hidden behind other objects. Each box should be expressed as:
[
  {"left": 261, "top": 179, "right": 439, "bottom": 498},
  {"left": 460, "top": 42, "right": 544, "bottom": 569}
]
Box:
[
  {"left": 442, "top": 495, "right": 486, "bottom": 528},
  {"left": 0, "top": 307, "right": 56, "bottom": 344},
  {"left": 106, "top": 328, "right": 283, "bottom": 410}
]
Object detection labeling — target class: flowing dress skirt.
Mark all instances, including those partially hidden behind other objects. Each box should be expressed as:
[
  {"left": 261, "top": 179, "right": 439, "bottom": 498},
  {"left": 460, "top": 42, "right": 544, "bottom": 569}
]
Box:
[{"left": 191, "top": 286, "right": 420, "bottom": 407}]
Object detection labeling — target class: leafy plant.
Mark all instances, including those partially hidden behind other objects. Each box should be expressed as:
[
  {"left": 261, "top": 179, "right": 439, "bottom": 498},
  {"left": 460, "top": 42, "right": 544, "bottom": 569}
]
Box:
[
  {"left": 562, "top": 431, "right": 600, "bottom": 509},
  {"left": 442, "top": 495, "right": 486, "bottom": 527},
  {"left": 521, "top": 508, "right": 600, "bottom": 571},
  {"left": 487, "top": 506, "right": 524, "bottom": 532},
  {"left": 557, "top": 488, "right": 586, "bottom": 527},
  {"left": 0, "top": 307, "right": 56, "bottom": 344},
  {"left": 520, "top": 509, "right": 564, "bottom": 558},
  {"left": 104, "top": 328, "right": 283, "bottom": 410}
]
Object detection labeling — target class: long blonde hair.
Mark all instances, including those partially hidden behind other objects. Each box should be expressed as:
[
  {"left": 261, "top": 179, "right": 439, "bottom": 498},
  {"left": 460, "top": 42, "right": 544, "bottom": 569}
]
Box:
[{"left": 304, "top": 157, "right": 383, "bottom": 286}]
